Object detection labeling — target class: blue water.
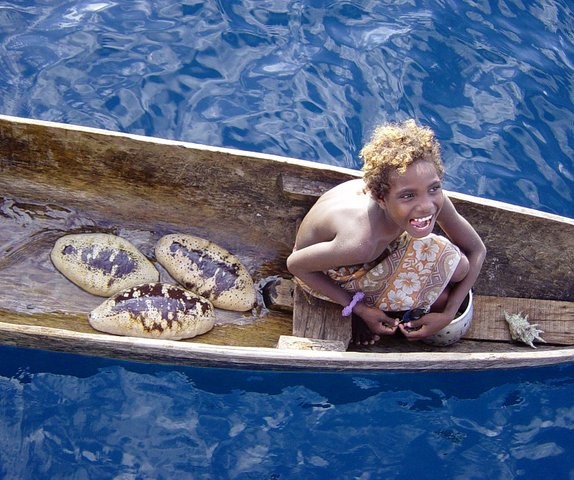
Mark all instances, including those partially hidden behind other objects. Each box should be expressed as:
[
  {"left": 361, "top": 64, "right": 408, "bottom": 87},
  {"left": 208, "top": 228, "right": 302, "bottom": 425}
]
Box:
[
  {"left": 1, "top": 0, "right": 573, "bottom": 216},
  {"left": 1, "top": 0, "right": 574, "bottom": 478},
  {"left": 1, "top": 345, "right": 574, "bottom": 479}
]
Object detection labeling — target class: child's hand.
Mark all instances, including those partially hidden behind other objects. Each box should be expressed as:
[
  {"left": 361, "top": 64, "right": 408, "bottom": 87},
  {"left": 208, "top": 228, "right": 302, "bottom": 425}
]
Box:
[
  {"left": 399, "top": 312, "right": 452, "bottom": 340},
  {"left": 354, "top": 304, "right": 398, "bottom": 342}
]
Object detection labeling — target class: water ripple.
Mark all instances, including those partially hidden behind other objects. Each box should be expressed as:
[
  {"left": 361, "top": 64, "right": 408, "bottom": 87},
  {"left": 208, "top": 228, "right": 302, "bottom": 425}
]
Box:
[
  {"left": 0, "top": 0, "right": 572, "bottom": 215},
  {"left": 2, "top": 358, "right": 574, "bottom": 478}
]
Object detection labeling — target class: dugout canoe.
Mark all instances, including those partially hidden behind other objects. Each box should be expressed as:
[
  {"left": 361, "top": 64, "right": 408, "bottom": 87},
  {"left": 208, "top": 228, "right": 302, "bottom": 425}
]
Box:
[{"left": 0, "top": 114, "right": 573, "bottom": 371}]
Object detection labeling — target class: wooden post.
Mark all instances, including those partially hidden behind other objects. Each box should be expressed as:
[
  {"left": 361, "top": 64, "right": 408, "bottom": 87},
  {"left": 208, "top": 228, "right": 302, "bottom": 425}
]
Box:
[{"left": 291, "top": 283, "right": 352, "bottom": 348}]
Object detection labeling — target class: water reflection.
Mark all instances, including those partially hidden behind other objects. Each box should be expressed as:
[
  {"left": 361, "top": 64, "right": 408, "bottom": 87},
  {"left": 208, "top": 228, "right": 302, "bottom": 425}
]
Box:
[
  {"left": 1, "top": 346, "right": 574, "bottom": 478},
  {"left": 1, "top": 0, "right": 573, "bottom": 215}
]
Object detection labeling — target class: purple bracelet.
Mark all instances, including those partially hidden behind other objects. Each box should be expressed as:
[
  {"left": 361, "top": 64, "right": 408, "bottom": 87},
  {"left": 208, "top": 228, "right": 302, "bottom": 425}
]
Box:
[{"left": 342, "top": 291, "right": 364, "bottom": 316}]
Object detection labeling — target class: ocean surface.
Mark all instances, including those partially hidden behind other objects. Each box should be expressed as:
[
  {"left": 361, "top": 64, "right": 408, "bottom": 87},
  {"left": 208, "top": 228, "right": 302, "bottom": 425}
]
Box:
[
  {"left": 1, "top": 0, "right": 573, "bottom": 478},
  {"left": 1, "top": 345, "right": 574, "bottom": 479},
  {"left": 1, "top": 0, "right": 573, "bottom": 216}
]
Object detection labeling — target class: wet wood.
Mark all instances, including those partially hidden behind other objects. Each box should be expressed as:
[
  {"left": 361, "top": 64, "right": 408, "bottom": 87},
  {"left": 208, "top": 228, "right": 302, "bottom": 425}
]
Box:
[
  {"left": 0, "top": 114, "right": 573, "bottom": 370},
  {"left": 0, "top": 308, "right": 293, "bottom": 349}
]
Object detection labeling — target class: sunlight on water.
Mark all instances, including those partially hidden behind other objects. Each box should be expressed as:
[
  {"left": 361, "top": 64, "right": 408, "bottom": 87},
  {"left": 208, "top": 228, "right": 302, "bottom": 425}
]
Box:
[
  {"left": 0, "top": 1, "right": 573, "bottom": 478},
  {"left": 1, "top": 347, "right": 574, "bottom": 479},
  {"left": 0, "top": 0, "right": 573, "bottom": 216}
]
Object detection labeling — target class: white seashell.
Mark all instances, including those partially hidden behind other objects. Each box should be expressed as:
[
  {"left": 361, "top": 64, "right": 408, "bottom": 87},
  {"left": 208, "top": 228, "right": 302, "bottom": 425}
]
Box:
[
  {"left": 504, "top": 311, "right": 546, "bottom": 348},
  {"left": 89, "top": 283, "right": 214, "bottom": 340},
  {"left": 51, "top": 233, "right": 159, "bottom": 296},
  {"left": 155, "top": 234, "right": 256, "bottom": 311}
]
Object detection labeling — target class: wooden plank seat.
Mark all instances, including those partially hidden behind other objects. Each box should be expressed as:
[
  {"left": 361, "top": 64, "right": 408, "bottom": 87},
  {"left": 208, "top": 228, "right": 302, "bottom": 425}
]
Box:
[
  {"left": 267, "top": 278, "right": 574, "bottom": 349},
  {"left": 291, "top": 282, "right": 352, "bottom": 347}
]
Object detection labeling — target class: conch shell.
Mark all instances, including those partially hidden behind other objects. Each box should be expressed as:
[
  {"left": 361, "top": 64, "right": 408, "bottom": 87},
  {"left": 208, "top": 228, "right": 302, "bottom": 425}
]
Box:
[{"left": 504, "top": 312, "right": 546, "bottom": 349}]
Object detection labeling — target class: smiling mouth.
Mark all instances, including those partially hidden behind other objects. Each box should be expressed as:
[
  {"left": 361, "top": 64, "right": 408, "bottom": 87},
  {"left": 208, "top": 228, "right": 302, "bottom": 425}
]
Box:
[{"left": 409, "top": 215, "right": 433, "bottom": 229}]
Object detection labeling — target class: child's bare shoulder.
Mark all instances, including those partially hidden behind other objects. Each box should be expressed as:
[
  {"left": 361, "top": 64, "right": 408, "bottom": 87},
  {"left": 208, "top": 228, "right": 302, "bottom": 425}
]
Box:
[
  {"left": 305, "top": 181, "right": 365, "bottom": 225},
  {"left": 295, "top": 180, "right": 367, "bottom": 244},
  {"left": 315, "top": 179, "right": 366, "bottom": 208}
]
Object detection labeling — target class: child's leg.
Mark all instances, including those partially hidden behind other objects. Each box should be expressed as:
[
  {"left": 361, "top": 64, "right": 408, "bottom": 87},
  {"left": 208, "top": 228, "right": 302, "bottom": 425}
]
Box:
[
  {"left": 431, "top": 252, "right": 469, "bottom": 312},
  {"left": 451, "top": 252, "right": 469, "bottom": 283}
]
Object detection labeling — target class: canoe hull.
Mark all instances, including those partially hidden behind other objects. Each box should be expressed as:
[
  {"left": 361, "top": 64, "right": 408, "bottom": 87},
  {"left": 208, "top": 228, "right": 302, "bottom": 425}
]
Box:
[
  {"left": 1, "top": 114, "right": 573, "bottom": 370},
  {"left": 2, "top": 321, "right": 574, "bottom": 371}
]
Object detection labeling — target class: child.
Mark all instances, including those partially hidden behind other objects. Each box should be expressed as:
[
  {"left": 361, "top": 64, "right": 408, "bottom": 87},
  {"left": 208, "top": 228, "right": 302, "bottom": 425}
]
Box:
[{"left": 287, "top": 120, "right": 486, "bottom": 344}]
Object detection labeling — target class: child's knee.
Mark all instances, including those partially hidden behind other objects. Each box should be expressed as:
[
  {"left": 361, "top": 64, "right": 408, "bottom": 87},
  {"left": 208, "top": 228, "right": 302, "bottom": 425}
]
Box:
[{"left": 451, "top": 254, "right": 469, "bottom": 283}]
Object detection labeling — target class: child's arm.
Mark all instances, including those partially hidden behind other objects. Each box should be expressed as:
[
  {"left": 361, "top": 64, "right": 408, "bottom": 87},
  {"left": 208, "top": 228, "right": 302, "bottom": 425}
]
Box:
[
  {"left": 287, "top": 242, "right": 399, "bottom": 336},
  {"left": 401, "top": 195, "right": 486, "bottom": 339}
]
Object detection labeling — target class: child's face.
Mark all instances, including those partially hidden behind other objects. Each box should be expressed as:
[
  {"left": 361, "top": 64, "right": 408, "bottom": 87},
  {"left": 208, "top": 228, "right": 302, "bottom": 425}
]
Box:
[{"left": 379, "top": 160, "right": 444, "bottom": 238}]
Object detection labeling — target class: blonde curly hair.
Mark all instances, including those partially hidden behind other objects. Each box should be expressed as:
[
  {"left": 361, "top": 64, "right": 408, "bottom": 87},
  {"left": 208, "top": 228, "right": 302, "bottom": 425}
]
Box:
[{"left": 360, "top": 119, "right": 444, "bottom": 199}]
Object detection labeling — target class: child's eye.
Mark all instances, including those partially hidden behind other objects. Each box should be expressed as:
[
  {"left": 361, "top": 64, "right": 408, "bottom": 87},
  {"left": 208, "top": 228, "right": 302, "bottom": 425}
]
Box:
[{"left": 429, "top": 184, "right": 442, "bottom": 193}]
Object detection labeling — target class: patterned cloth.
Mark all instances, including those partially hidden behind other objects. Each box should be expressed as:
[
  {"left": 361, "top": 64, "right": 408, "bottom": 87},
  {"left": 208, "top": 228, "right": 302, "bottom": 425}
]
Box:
[{"left": 298, "top": 232, "right": 462, "bottom": 312}]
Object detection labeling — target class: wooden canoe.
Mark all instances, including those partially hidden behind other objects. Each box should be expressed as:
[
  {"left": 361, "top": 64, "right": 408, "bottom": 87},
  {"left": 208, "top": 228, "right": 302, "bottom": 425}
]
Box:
[{"left": 1, "top": 114, "right": 573, "bottom": 371}]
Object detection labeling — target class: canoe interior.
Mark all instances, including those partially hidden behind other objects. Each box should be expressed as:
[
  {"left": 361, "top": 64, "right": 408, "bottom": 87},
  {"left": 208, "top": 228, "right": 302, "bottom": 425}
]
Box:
[
  {"left": 0, "top": 116, "right": 352, "bottom": 351},
  {"left": 1, "top": 115, "right": 573, "bottom": 362}
]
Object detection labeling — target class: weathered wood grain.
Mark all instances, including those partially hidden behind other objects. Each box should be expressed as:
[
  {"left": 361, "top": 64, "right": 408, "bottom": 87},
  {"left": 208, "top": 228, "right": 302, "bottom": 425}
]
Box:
[
  {"left": 449, "top": 197, "right": 574, "bottom": 301},
  {"left": 2, "top": 320, "right": 574, "bottom": 370},
  {"left": 277, "top": 335, "right": 347, "bottom": 351},
  {"left": 469, "top": 295, "right": 574, "bottom": 345},
  {"left": 1, "top": 114, "right": 573, "bottom": 370},
  {"left": 292, "top": 283, "right": 352, "bottom": 348},
  {"left": 266, "top": 278, "right": 574, "bottom": 346}
]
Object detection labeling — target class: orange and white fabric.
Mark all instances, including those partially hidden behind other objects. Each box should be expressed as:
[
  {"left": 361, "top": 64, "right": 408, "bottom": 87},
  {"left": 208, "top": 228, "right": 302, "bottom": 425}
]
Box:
[{"left": 298, "top": 232, "right": 462, "bottom": 313}]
